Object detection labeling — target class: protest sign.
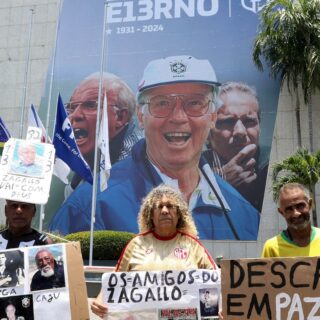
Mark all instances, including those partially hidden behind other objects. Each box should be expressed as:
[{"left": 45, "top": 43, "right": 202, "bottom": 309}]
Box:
[
  {"left": 102, "top": 269, "right": 220, "bottom": 319},
  {"left": 0, "top": 137, "right": 55, "bottom": 204},
  {"left": 221, "top": 256, "right": 320, "bottom": 319},
  {"left": 0, "top": 242, "right": 88, "bottom": 320}
]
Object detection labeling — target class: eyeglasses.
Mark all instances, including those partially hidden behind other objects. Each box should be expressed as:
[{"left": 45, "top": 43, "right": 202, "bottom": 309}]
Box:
[
  {"left": 65, "top": 100, "right": 121, "bottom": 116},
  {"left": 142, "top": 94, "right": 212, "bottom": 118}
]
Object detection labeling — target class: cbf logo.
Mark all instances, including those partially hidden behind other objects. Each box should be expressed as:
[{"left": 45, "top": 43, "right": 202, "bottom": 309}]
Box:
[
  {"left": 170, "top": 61, "right": 187, "bottom": 74},
  {"left": 241, "top": 0, "right": 270, "bottom": 13},
  {"left": 22, "top": 296, "right": 31, "bottom": 308},
  {"left": 174, "top": 248, "right": 188, "bottom": 259}
]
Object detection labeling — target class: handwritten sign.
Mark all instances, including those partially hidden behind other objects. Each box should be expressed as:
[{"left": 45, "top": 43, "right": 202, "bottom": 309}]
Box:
[
  {"left": 0, "top": 138, "right": 55, "bottom": 204},
  {"left": 221, "top": 257, "right": 320, "bottom": 319},
  {"left": 102, "top": 269, "right": 220, "bottom": 319}
]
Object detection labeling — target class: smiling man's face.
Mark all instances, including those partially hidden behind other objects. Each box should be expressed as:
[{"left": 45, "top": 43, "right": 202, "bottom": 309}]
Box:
[{"left": 138, "top": 83, "right": 215, "bottom": 172}]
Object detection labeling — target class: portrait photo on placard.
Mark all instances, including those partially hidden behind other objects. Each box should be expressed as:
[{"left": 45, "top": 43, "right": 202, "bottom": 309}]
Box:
[
  {"left": 0, "top": 250, "right": 25, "bottom": 288},
  {"left": 199, "top": 288, "right": 219, "bottom": 318},
  {"left": 0, "top": 294, "right": 34, "bottom": 320},
  {"left": 9, "top": 141, "right": 45, "bottom": 179},
  {"left": 28, "top": 245, "right": 66, "bottom": 292}
]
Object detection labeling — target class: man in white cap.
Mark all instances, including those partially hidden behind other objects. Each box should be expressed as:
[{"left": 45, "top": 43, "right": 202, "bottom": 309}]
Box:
[{"left": 50, "top": 55, "right": 259, "bottom": 240}]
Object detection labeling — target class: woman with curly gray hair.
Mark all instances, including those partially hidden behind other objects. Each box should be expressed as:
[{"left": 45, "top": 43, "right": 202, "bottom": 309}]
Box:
[
  {"left": 138, "top": 184, "right": 198, "bottom": 236},
  {"left": 91, "top": 184, "right": 217, "bottom": 318}
]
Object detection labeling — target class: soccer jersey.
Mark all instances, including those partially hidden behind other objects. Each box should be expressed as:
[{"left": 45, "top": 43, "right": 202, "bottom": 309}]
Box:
[
  {"left": 261, "top": 226, "right": 320, "bottom": 257},
  {"left": 116, "top": 230, "right": 217, "bottom": 272},
  {"left": 0, "top": 229, "right": 50, "bottom": 250}
]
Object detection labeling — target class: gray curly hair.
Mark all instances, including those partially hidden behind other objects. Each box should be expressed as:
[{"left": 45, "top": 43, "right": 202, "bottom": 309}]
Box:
[{"left": 138, "top": 184, "right": 198, "bottom": 237}]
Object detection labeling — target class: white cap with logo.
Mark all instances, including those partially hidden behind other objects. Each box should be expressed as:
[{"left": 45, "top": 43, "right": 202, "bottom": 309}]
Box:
[{"left": 137, "top": 55, "right": 219, "bottom": 98}]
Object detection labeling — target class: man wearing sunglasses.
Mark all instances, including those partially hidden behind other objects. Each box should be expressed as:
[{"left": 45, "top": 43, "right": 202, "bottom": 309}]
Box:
[
  {"left": 0, "top": 200, "right": 52, "bottom": 249},
  {"left": 50, "top": 55, "right": 259, "bottom": 240},
  {"left": 261, "top": 183, "right": 320, "bottom": 257}
]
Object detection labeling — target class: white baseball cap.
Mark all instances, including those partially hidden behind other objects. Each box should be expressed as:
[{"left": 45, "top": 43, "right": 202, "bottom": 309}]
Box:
[{"left": 137, "top": 55, "right": 219, "bottom": 98}]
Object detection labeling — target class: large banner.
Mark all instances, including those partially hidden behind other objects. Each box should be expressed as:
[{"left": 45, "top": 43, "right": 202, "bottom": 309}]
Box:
[
  {"left": 102, "top": 269, "right": 221, "bottom": 319},
  {"left": 41, "top": 0, "right": 281, "bottom": 240}
]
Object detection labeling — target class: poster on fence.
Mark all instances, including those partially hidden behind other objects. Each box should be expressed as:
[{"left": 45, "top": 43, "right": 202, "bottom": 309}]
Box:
[
  {"left": 0, "top": 242, "right": 88, "bottom": 320},
  {"left": 221, "top": 256, "right": 320, "bottom": 320},
  {"left": 102, "top": 269, "right": 221, "bottom": 319}
]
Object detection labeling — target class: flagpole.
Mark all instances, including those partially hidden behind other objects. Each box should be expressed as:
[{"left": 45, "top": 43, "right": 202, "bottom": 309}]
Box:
[
  {"left": 89, "top": 1, "right": 109, "bottom": 266},
  {"left": 45, "top": 0, "right": 62, "bottom": 138},
  {"left": 19, "top": 9, "right": 34, "bottom": 139},
  {"left": 39, "top": 0, "right": 63, "bottom": 232}
]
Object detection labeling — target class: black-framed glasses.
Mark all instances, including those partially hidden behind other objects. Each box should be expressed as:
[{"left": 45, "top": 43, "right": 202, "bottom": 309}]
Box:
[
  {"left": 142, "top": 94, "right": 212, "bottom": 118},
  {"left": 65, "top": 100, "right": 121, "bottom": 116}
]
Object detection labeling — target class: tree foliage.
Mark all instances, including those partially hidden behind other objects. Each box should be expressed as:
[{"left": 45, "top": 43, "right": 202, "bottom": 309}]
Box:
[
  {"left": 253, "top": 0, "right": 320, "bottom": 103},
  {"left": 272, "top": 148, "right": 320, "bottom": 225}
]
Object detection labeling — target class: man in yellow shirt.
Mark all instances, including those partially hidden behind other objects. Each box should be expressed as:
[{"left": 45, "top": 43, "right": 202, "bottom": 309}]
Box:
[{"left": 261, "top": 182, "right": 320, "bottom": 257}]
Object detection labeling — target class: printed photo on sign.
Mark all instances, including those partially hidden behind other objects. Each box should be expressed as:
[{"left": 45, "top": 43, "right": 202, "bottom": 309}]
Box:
[
  {"left": 0, "top": 250, "right": 24, "bottom": 289},
  {"left": 0, "top": 294, "right": 34, "bottom": 320},
  {"left": 28, "top": 245, "right": 66, "bottom": 292},
  {"left": 107, "top": 310, "right": 157, "bottom": 320},
  {"left": 9, "top": 141, "right": 45, "bottom": 179},
  {"left": 159, "top": 308, "right": 198, "bottom": 320},
  {"left": 199, "top": 288, "right": 219, "bottom": 318}
]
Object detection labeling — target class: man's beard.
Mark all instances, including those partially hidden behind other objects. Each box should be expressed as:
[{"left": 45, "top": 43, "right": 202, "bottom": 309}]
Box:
[{"left": 41, "top": 266, "right": 54, "bottom": 278}]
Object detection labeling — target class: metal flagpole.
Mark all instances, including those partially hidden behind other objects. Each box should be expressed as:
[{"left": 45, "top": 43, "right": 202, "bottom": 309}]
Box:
[
  {"left": 39, "top": 0, "right": 63, "bottom": 232},
  {"left": 19, "top": 9, "right": 34, "bottom": 139},
  {"left": 89, "top": 1, "right": 109, "bottom": 266}
]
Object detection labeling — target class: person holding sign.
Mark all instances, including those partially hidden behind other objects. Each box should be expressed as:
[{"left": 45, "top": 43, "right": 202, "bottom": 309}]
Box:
[
  {"left": 0, "top": 200, "right": 52, "bottom": 249},
  {"left": 261, "top": 183, "right": 320, "bottom": 257},
  {"left": 91, "top": 184, "right": 218, "bottom": 318}
]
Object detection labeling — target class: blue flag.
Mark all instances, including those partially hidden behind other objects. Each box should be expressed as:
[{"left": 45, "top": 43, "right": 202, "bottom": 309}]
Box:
[
  {"left": 0, "top": 117, "right": 11, "bottom": 156},
  {"left": 53, "top": 94, "right": 93, "bottom": 184}
]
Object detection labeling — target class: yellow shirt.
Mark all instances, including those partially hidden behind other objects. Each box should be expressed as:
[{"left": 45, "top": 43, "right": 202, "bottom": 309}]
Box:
[
  {"left": 261, "top": 226, "right": 320, "bottom": 258},
  {"left": 116, "top": 231, "right": 217, "bottom": 271}
]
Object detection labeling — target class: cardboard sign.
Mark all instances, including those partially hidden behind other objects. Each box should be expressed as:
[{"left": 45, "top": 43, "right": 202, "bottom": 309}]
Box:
[
  {"left": 0, "top": 138, "right": 55, "bottom": 204},
  {"left": 0, "top": 242, "right": 88, "bottom": 320},
  {"left": 102, "top": 269, "right": 221, "bottom": 319},
  {"left": 221, "top": 257, "right": 320, "bottom": 320}
]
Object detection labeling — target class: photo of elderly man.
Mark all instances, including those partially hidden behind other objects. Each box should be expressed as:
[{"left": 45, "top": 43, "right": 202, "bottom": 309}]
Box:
[
  {"left": 50, "top": 55, "right": 260, "bottom": 240},
  {"left": 30, "top": 247, "right": 65, "bottom": 291}
]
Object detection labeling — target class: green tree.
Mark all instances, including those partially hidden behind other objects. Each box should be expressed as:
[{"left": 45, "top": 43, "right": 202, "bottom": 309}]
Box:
[
  {"left": 253, "top": 0, "right": 320, "bottom": 150},
  {"left": 272, "top": 148, "right": 320, "bottom": 225}
]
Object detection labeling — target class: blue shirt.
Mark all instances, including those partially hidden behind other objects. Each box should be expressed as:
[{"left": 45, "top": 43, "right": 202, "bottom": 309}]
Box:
[{"left": 49, "top": 139, "right": 260, "bottom": 240}]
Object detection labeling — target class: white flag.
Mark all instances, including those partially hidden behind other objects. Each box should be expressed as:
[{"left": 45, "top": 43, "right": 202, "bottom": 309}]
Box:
[
  {"left": 28, "top": 104, "right": 70, "bottom": 184},
  {"left": 98, "top": 94, "right": 111, "bottom": 191}
]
